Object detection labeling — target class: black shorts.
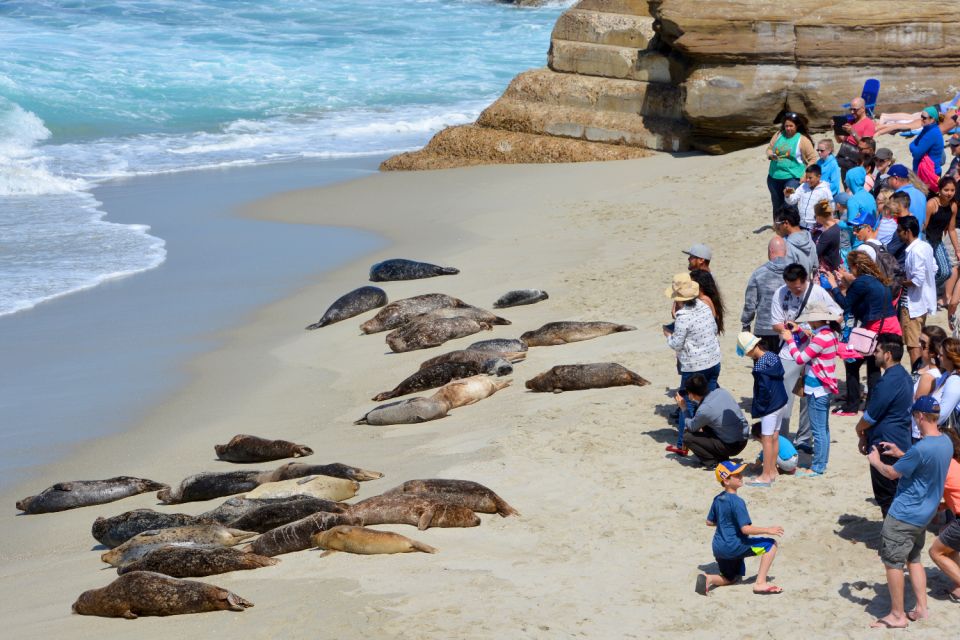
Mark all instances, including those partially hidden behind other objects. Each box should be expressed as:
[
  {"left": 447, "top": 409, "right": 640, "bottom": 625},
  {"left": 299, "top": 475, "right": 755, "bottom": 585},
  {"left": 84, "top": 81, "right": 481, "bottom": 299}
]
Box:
[
  {"left": 939, "top": 517, "right": 960, "bottom": 552},
  {"left": 715, "top": 538, "right": 776, "bottom": 581}
]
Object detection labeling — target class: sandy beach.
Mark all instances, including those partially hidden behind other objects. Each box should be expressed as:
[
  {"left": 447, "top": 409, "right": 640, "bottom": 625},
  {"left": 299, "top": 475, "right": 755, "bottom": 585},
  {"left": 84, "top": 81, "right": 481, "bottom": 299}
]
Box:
[{"left": 3, "top": 137, "right": 958, "bottom": 638}]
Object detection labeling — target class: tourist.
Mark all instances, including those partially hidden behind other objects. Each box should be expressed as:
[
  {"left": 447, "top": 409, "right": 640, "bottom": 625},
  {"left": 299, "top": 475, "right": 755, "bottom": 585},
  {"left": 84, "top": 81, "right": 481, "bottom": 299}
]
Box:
[
  {"left": 866, "top": 395, "right": 952, "bottom": 629},
  {"left": 813, "top": 201, "right": 842, "bottom": 271},
  {"left": 741, "top": 237, "right": 789, "bottom": 353},
  {"left": 924, "top": 176, "right": 959, "bottom": 313},
  {"left": 695, "top": 461, "right": 784, "bottom": 596},
  {"left": 885, "top": 193, "right": 912, "bottom": 263},
  {"left": 851, "top": 214, "right": 884, "bottom": 262},
  {"left": 779, "top": 302, "right": 840, "bottom": 477},
  {"left": 749, "top": 424, "right": 799, "bottom": 475},
  {"left": 836, "top": 97, "right": 875, "bottom": 179},
  {"left": 933, "top": 339, "right": 960, "bottom": 428},
  {"left": 859, "top": 136, "right": 877, "bottom": 190},
  {"left": 816, "top": 138, "right": 841, "bottom": 196},
  {"left": 898, "top": 216, "right": 937, "bottom": 366},
  {"left": 843, "top": 166, "right": 878, "bottom": 229},
  {"left": 912, "top": 326, "right": 948, "bottom": 440},
  {"left": 683, "top": 243, "right": 712, "bottom": 273},
  {"left": 875, "top": 188, "right": 898, "bottom": 244},
  {"left": 737, "top": 332, "right": 788, "bottom": 485},
  {"left": 785, "top": 163, "right": 833, "bottom": 230},
  {"left": 928, "top": 423, "right": 960, "bottom": 605},
  {"left": 677, "top": 374, "right": 749, "bottom": 469},
  {"left": 888, "top": 164, "right": 928, "bottom": 228},
  {"left": 871, "top": 148, "right": 895, "bottom": 197},
  {"left": 855, "top": 337, "right": 913, "bottom": 518},
  {"left": 775, "top": 205, "right": 819, "bottom": 276},
  {"left": 909, "top": 107, "right": 946, "bottom": 192},
  {"left": 766, "top": 112, "right": 816, "bottom": 221},
  {"left": 945, "top": 137, "right": 960, "bottom": 181},
  {"left": 689, "top": 269, "right": 725, "bottom": 334}
]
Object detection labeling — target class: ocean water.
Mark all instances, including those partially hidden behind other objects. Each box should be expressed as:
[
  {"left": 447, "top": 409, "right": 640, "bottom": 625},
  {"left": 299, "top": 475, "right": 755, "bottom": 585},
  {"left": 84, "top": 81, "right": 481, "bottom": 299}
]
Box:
[{"left": 0, "top": 0, "right": 570, "bottom": 316}]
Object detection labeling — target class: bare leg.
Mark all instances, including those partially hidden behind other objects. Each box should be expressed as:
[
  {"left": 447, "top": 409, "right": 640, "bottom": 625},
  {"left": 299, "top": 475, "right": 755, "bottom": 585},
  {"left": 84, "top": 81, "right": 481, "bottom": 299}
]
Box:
[
  {"left": 875, "top": 117, "right": 922, "bottom": 136},
  {"left": 878, "top": 112, "right": 920, "bottom": 123},
  {"left": 906, "top": 560, "right": 929, "bottom": 621},
  {"left": 700, "top": 573, "right": 734, "bottom": 595},
  {"left": 758, "top": 433, "right": 779, "bottom": 484},
  {"left": 753, "top": 544, "right": 781, "bottom": 592},
  {"left": 929, "top": 539, "right": 960, "bottom": 598},
  {"left": 871, "top": 566, "right": 909, "bottom": 628}
]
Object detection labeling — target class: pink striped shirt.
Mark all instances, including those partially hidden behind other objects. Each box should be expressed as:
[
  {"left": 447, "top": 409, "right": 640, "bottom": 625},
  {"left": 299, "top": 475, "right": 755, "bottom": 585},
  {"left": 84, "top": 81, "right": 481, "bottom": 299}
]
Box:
[{"left": 786, "top": 327, "right": 839, "bottom": 396}]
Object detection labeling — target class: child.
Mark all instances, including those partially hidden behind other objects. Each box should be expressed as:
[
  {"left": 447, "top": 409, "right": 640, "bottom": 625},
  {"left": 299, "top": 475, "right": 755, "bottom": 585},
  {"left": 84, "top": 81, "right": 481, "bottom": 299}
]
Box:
[
  {"left": 737, "top": 332, "right": 788, "bottom": 486},
  {"left": 696, "top": 461, "right": 785, "bottom": 596},
  {"left": 750, "top": 422, "right": 799, "bottom": 474}
]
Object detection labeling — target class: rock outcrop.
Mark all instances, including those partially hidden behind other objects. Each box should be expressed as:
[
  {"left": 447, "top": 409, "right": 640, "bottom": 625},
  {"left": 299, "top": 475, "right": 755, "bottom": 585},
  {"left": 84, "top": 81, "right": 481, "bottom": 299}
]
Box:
[{"left": 383, "top": 0, "right": 960, "bottom": 170}]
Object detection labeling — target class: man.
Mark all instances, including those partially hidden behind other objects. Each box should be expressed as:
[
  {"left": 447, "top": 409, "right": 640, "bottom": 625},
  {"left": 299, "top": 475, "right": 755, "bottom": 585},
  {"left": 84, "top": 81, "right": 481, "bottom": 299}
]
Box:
[
  {"left": 852, "top": 216, "right": 883, "bottom": 262},
  {"left": 683, "top": 243, "right": 712, "bottom": 272},
  {"left": 866, "top": 395, "right": 953, "bottom": 630},
  {"left": 888, "top": 164, "right": 928, "bottom": 229},
  {"left": 946, "top": 137, "right": 960, "bottom": 181},
  {"left": 885, "top": 192, "right": 912, "bottom": 265},
  {"left": 898, "top": 216, "right": 937, "bottom": 365},
  {"left": 676, "top": 374, "right": 749, "bottom": 468},
  {"left": 741, "top": 237, "right": 789, "bottom": 353},
  {"left": 770, "top": 262, "right": 842, "bottom": 446},
  {"left": 871, "top": 147, "right": 895, "bottom": 196},
  {"left": 774, "top": 205, "right": 818, "bottom": 276},
  {"left": 785, "top": 164, "right": 833, "bottom": 230},
  {"left": 816, "top": 138, "right": 841, "bottom": 196},
  {"left": 839, "top": 97, "right": 876, "bottom": 146},
  {"left": 858, "top": 136, "right": 877, "bottom": 167},
  {"left": 855, "top": 338, "right": 913, "bottom": 518}
]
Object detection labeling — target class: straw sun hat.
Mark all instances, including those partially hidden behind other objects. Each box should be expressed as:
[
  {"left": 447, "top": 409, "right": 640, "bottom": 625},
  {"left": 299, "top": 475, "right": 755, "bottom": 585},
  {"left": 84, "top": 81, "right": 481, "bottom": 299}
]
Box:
[
  {"left": 664, "top": 273, "right": 699, "bottom": 301},
  {"left": 795, "top": 301, "right": 841, "bottom": 324}
]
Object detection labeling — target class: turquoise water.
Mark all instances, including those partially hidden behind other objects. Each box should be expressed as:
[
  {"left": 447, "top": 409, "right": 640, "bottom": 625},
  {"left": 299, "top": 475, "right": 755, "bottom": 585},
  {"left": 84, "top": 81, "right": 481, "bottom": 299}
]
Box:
[{"left": 0, "top": 0, "right": 569, "bottom": 315}]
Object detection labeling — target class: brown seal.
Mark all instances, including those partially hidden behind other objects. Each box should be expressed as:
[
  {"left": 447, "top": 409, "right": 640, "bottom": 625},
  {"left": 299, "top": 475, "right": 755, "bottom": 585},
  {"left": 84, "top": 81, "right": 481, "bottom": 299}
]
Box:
[
  {"left": 360, "top": 293, "right": 468, "bottom": 334},
  {"left": 429, "top": 375, "right": 512, "bottom": 410},
  {"left": 525, "top": 363, "right": 650, "bottom": 393},
  {"left": 92, "top": 509, "right": 206, "bottom": 549},
  {"left": 17, "top": 477, "right": 167, "bottom": 514},
  {"left": 101, "top": 524, "right": 257, "bottom": 567},
  {"left": 410, "top": 305, "right": 510, "bottom": 326},
  {"left": 117, "top": 546, "right": 279, "bottom": 578},
  {"left": 519, "top": 321, "right": 636, "bottom": 346},
  {"left": 221, "top": 496, "right": 347, "bottom": 533},
  {"left": 198, "top": 495, "right": 345, "bottom": 526},
  {"left": 418, "top": 348, "right": 526, "bottom": 370},
  {"left": 386, "top": 317, "right": 492, "bottom": 353},
  {"left": 243, "top": 512, "right": 361, "bottom": 557},
  {"left": 347, "top": 494, "right": 481, "bottom": 530},
  {"left": 383, "top": 479, "right": 519, "bottom": 517},
  {"left": 312, "top": 525, "right": 438, "bottom": 555},
  {"left": 372, "top": 359, "right": 512, "bottom": 402},
  {"left": 268, "top": 461, "right": 384, "bottom": 482},
  {"left": 214, "top": 434, "right": 314, "bottom": 463},
  {"left": 72, "top": 571, "right": 253, "bottom": 618}
]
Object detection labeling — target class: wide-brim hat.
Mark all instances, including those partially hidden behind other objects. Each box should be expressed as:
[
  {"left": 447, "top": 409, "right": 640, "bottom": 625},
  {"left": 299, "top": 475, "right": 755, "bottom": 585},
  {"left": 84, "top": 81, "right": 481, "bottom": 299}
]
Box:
[
  {"left": 736, "top": 332, "right": 762, "bottom": 357},
  {"left": 795, "top": 301, "right": 841, "bottom": 323},
  {"left": 664, "top": 273, "right": 699, "bottom": 301}
]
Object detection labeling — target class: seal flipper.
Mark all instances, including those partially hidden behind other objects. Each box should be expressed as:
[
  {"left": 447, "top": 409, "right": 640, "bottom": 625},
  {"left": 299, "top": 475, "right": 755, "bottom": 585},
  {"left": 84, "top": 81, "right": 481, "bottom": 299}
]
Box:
[
  {"left": 417, "top": 507, "right": 435, "bottom": 530},
  {"left": 226, "top": 592, "right": 254, "bottom": 611},
  {"left": 319, "top": 549, "right": 339, "bottom": 558},
  {"left": 437, "top": 267, "right": 459, "bottom": 276},
  {"left": 412, "top": 540, "right": 439, "bottom": 554},
  {"left": 122, "top": 610, "right": 138, "bottom": 620}
]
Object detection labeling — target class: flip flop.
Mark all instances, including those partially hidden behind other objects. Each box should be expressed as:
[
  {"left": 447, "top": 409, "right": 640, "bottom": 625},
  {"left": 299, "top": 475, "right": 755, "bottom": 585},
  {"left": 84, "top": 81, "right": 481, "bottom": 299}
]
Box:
[
  {"left": 753, "top": 585, "right": 783, "bottom": 595},
  {"left": 870, "top": 618, "right": 907, "bottom": 629},
  {"left": 747, "top": 481, "right": 773, "bottom": 487},
  {"left": 906, "top": 609, "right": 927, "bottom": 622},
  {"left": 695, "top": 574, "right": 708, "bottom": 596},
  {"left": 947, "top": 591, "right": 960, "bottom": 603},
  {"left": 795, "top": 470, "right": 823, "bottom": 478}
]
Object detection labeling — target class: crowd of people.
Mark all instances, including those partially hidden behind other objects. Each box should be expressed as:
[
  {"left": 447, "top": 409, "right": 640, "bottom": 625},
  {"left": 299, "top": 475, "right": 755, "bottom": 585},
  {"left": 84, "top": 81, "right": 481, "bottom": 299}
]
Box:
[{"left": 661, "top": 94, "right": 960, "bottom": 628}]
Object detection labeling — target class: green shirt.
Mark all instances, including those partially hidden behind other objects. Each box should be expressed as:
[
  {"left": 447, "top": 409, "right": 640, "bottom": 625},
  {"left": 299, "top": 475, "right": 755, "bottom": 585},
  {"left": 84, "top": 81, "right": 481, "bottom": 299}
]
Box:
[{"left": 768, "top": 132, "right": 805, "bottom": 180}]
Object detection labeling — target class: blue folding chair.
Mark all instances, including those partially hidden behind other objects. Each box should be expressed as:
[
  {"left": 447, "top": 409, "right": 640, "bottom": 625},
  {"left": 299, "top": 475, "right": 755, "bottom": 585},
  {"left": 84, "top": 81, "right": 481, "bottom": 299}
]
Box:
[{"left": 843, "top": 78, "right": 880, "bottom": 118}]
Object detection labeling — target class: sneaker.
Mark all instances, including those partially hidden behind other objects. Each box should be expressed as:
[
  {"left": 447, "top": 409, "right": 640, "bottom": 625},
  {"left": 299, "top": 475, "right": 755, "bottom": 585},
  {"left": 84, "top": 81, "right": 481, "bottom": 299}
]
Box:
[
  {"left": 665, "top": 445, "right": 689, "bottom": 456},
  {"left": 831, "top": 408, "right": 858, "bottom": 417}
]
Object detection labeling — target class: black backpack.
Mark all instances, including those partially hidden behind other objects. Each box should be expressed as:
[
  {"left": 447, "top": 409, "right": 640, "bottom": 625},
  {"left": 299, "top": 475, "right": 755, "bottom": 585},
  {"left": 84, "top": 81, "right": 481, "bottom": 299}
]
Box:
[{"left": 872, "top": 241, "right": 906, "bottom": 300}]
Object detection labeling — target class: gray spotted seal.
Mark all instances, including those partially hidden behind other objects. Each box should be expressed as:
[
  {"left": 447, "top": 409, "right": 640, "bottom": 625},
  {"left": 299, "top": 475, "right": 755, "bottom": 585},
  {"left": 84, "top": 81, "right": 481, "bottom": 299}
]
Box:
[
  {"left": 198, "top": 495, "right": 344, "bottom": 525},
  {"left": 466, "top": 338, "right": 528, "bottom": 353},
  {"left": 418, "top": 348, "right": 526, "bottom": 370},
  {"left": 369, "top": 258, "right": 459, "bottom": 282},
  {"left": 429, "top": 375, "right": 512, "bottom": 410},
  {"left": 117, "top": 546, "right": 279, "bottom": 578},
  {"left": 386, "top": 317, "right": 491, "bottom": 353},
  {"left": 493, "top": 289, "right": 549, "bottom": 308},
  {"left": 223, "top": 496, "right": 347, "bottom": 533},
  {"left": 101, "top": 524, "right": 257, "bottom": 567},
  {"left": 520, "top": 321, "right": 637, "bottom": 346},
  {"left": 92, "top": 509, "right": 206, "bottom": 549},
  {"left": 312, "top": 525, "right": 438, "bottom": 556},
  {"left": 243, "top": 511, "right": 362, "bottom": 557},
  {"left": 372, "top": 359, "right": 513, "bottom": 402},
  {"left": 268, "top": 461, "right": 384, "bottom": 482},
  {"left": 347, "top": 494, "right": 480, "bottom": 530},
  {"left": 525, "top": 363, "right": 650, "bottom": 393},
  {"left": 16, "top": 477, "right": 167, "bottom": 514},
  {"left": 306, "top": 286, "right": 387, "bottom": 329},
  {"left": 411, "top": 306, "right": 510, "bottom": 326},
  {"left": 214, "top": 434, "right": 314, "bottom": 463},
  {"left": 354, "top": 397, "right": 450, "bottom": 426},
  {"left": 360, "top": 293, "right": 468, "bottom": 334},
  {"left": 383, "top": 479, "right": 519, "bottom": 517},
  {"left": 72, "top": 572, "right": 253, "bottom": 618}
]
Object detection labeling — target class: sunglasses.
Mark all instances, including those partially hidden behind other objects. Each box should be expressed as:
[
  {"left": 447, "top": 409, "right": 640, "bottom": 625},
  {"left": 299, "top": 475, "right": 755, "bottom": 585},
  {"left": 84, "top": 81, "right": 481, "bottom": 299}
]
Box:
[
  {"left": 817, "top": 148, "right": 829, "bottom": 153},
  {"left": 921, "top": 114, "right": 932, "bottom": 120}
]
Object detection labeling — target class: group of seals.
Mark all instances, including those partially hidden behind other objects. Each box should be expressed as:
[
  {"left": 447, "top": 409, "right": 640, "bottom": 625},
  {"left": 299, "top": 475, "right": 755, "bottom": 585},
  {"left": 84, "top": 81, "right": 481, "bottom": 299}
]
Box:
[
  {"left": 525, "top": 363, "right": 650, "bottom": 393},
  {"left": 214, "top": 434, "right": 314, "bottom": 463},
  {"left": 16, "top": 477, "right": 167, "bottom": 514},
  {"left": 369, "top": 258, "right": 459, "bottom": 282},
  {"left": 306, "top": 285, "right": 387, "bottom": 329}
]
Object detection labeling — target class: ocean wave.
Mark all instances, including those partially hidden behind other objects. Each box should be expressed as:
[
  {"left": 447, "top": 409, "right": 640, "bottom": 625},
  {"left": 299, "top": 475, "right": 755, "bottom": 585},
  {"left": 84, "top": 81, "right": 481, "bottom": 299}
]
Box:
[{"left": 0, "top": 99, "right": 87, "bottom": 196}]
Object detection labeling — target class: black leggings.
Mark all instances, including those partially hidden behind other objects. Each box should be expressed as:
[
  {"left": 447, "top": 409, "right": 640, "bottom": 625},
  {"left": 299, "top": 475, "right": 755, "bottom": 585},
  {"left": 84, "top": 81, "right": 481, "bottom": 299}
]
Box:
[{"left": 839, "top": 356, "right": 881, "bottom": 412}]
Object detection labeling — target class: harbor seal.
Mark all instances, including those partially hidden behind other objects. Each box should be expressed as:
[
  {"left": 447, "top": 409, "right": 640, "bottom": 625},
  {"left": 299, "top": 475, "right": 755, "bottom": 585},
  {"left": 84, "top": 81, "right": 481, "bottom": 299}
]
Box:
[
  {"left": 410, "top": 305, "right": 510, "bottom": 326},
  {"left": 520, "top": 321, "right": 637, "bottom": 346},
  {"left": 268, "top": 461, "right": 384, "bottom": 482},
  {"left": 198, "top": 495, "right": 345, "bottom": 525},
  {"left": 158, "top": 470, "right": 262, "bottom": 504},
  {"left": 354, "top": 397, "right": 450, "bottom": 426},
  {"left": 386, "top": 317, "right": 491, "bottom": 353},
  {"left": 243, "top": 511, "right": 361, "bottom": 557},
  {"left": 418, "top": 348, "right": 525, "bottom": 370},
  {"left": 466, "top": 338, "right": 528, "bottom": 353},
  {"left": 493, "top": 289, "right": 549, "bottom": 308},
  {"left": 525, "top": 363, "right": 650, "bottom": 393},
  {"left": 214, "top": 434, "right": 314, "bottom": 463},
  {"left": 372, "top": 359, "right": 513, "bottom": 402},
  {"left": 117, "top": 546, "right": 279, "bottom": 578},
  {"left": 243, "top": 475, "right": 359, "bottom": 501},
  {"left": 101, "top": 524, "right": 257, "bottom": 567},
  {"left": 224, "top": 496, "right": 347, "bottom": 533},
  {"left": 369, "top": 258, "right": 459, "bottom": 282},
  {"left": 306, "top": 286, "right": 387, "bottom": 329},
  {"left": 92, "top": 509, "right": 205, "bottom": 549},
  {"left": 429, "top": 375, "right": 512, "bottom": 410},
  {"left": 347, "top": 494, "right": 480, "bottom": 530},
  {"left": 312, "top": 525, "right": 438, "bottom": 556},
  {"left": 17, "top": 476, "right": 167, "bottom": 514},
  {"left": 383, "top": 479, "right": 519, "bottom": 517},
  {"left": 72, "top": 572, "right": 253, "bottom": 618},
  {"left": 360, "top": 293, "right": 468, "bottom": 334}
]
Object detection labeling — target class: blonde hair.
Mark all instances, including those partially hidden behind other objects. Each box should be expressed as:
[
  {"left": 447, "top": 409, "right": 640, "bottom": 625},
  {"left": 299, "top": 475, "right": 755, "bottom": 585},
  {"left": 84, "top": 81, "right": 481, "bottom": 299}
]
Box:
[
  {"left": 876, "top": 188, "right": 894, "bottom": 208},
  {"left": 814, "top": 199, "right": 833, "bottom": 219},
  {"left": 885, "top": 200, "right": 903, "bottom": 217}
]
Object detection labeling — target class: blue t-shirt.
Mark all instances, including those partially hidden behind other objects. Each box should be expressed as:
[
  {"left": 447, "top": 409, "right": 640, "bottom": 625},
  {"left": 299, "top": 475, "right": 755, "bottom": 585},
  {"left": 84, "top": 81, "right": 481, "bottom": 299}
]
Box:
[
  {"left": 758, "top": 435, "right": 797, "bottom": 463},
  {"left": 707, "top": 491, "right": 753, "bottom": 559},
  {"left": 889, "top": 434, "right": 954, "bottom": 527},
  {"left": 863, "top": 364, "right": 914, "bottom": 451}
]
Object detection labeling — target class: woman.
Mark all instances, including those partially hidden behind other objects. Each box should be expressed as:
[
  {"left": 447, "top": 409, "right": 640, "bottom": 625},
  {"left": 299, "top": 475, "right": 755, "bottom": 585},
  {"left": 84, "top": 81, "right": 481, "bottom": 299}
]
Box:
[
  {"left": 925, "top": 176, "right": 960, "bottom": 311},
  {"left": 913, "top": 326, "right": 948, "bottom": 440},
  {"left": 689, "top": 269, "right": 725, "bottom": 335},
  {"left": 813, "top": 201, "right": 842, "bottom": 271},
  {"left": 766, "top": 112, "right": 816, "bottom": 221},
  {"left": 935, "top": 339, "right": 960, "bottom": 429},
  {"left": 910, "top": 107, "right": 947, "bottom": 192},
  {"left": 825, "top": 251, "right": 901, "bottom": 416},
  {"left": 875, "top": 188, "right": 898, "bottom": 244}
]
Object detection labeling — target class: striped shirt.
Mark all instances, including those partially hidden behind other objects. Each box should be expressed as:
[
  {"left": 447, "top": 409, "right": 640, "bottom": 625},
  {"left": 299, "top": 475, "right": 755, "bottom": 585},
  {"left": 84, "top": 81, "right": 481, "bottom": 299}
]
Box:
[{"left": 786, "top": 326, "right": 839, "bottom": 397}]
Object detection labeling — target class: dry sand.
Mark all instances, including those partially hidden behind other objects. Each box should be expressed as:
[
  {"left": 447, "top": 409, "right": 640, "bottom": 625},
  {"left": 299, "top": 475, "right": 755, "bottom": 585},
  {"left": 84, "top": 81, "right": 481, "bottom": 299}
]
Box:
[{"left": 3, "top": 137, "right": 957, "bottom": 638}]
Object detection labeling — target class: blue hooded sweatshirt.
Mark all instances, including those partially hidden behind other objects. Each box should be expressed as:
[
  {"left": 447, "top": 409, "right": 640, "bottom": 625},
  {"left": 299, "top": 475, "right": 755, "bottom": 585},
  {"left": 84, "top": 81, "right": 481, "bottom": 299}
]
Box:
[
  {"left": 817, "top": 153, "right": 842, "bottom": 196},
  {"left": 909, "top": 121, "right": 945, "bottom": 175},
  {"left": 844, "top": 167, "right": 878, "bottom": 228}
]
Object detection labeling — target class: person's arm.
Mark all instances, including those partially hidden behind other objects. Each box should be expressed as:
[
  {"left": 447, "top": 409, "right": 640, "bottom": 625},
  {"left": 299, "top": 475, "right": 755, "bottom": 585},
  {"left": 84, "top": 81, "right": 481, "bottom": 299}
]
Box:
[
  {"left": 769, "top": 288, "right": 787, "bottom": 332},
  {"left": 915, "top": 371, "right": 937, "bottom": 399},
  {"left": 925, "top": 199, "right": 937, "bottom": 232},
  {"left": 949, "top": 203, "right": 959, "bottom": 261},
  {"left": 939, "top": 377, "right": 960, "bottom": 425},
  {"left": 857, "top": 377, "right": 892, "bottom": 450},
  {"left": 785, "top": 188, "right": 801, "bottom": 205},
  {"left": 904, "top": 249, "right": 923, "bottom": 288},
  {"left": 782, "top": 329, "right": 825, "bottom": 365},
  {"left": 867, "top": 445, "right": 904, "bottom": 480},
  {"left": 800, "top": 137, "right": 817, "bottom": 166},
  {"left": 740, "top": 273, "right": 759, "bottom": 330},
  {"left": 766, "top": 132, "right": 780, "bottom": 160},
  {"left": 666, "top": 313, "right": 689, "bottom": 351},
  {"left": 706, "top": 520, "right": 716, "bottom": 527},
  {"left": 742, "top": 523, "right": 785, "bottom": 536}
]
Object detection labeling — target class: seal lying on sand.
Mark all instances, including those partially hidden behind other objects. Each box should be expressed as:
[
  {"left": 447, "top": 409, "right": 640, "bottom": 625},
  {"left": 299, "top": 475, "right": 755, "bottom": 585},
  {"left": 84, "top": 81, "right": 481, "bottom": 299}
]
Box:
[
  {"left": 117, "top": 546, "right": 278, "bottom": 578},
  {"left": 354, "top": 397, "right": 450, "bottom": 426},
  {"left": 243, "top": 512, "right": 361, "bottom": 557},
  {"left": 386, "top": 317, "right": 492, "bottom": 353},
  {"left": 72, "top": 572, "right": 253, "bottom": 618},
  {"left": 306, "top": 286, "right": 387, "bottom": 329},
  {"left": 418, "top": 348, "right": 525, "bottom": 370},
  {"left": 225, "top": 496, "right": 347, "bottom": 533},
  {"left": 101, "top": 524, "right": 257, "bottom": 567},
  {"left": 493, "top": 289, "right": 549, "bottom": 308},
  {"left": 360, "top": 294, "right": 467, "bottom": 334},
  {"left": 466, "top": 338, "right": 528, "bottom": 353},
  {"left": 410, "top": 306, "right": 510, "bottom": 326},
  {"left": 430, "top": 375, "right": 512, "bottom": 410},
  {"left": 17, "top": 477, "right": 167, "bottom": 514},
  {"left": 372, "top": 359, "right": 513, "bottom": 402},
  {"left": 520, "top": 321, "right": 637, "bottom": 346},
  {"left": 525, "top": 363, "right": 650, "bottom": 392},
  {"left": 312, "top": 525, "right": 437, "bottom": 556},
  {"left": 348, "top": 494, "right": 481, "bottom": 530},
  {"left": 383, "top": 479, "right": 519, "bottom": 517},
  {"left": 92, "top": 510, "right": 206, "bottom": 549},
  {"left": 198, "top": 495, "right": 346, "bottom": 526},
  {"left": 369, "top": 258, "right": 459, "bottom": 282},
  {"left": 269, "top": 461, "right": 383, "bottom": 482},
  {"left": 244, "top": 476, "right": 359, "bottom": 501},
  {"left": 214, "top": 434, "right": 314, "bottom": 463}
]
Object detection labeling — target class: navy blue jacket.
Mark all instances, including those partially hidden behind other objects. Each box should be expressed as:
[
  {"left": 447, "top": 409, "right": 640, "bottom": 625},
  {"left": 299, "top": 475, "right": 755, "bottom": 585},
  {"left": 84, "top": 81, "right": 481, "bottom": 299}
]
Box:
[
  {"left": 863, "top": 364, "right": 914, "bottom": 451},
  {"left": 831, "top": 274, "right": 896, "bottom": 323},
  {"left": 751, "top": 354, "right": 788, "bottom": 418}
]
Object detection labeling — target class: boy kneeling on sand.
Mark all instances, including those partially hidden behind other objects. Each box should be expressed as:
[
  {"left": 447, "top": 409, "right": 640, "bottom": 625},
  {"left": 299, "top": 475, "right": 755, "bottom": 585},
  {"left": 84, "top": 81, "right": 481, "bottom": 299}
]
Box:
[{"left": 696, "top": 461, "right": 785, "bottom": 595}]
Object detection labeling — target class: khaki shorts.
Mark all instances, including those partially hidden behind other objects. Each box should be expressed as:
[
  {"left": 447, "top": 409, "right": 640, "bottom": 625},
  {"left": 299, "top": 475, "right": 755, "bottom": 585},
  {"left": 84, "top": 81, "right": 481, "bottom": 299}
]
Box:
[
  {"left": 879, "top": 516, "right": 925, "bottom": 569},
  {"left": 898, "top": 307, "right": 927, "bottom": 349}
]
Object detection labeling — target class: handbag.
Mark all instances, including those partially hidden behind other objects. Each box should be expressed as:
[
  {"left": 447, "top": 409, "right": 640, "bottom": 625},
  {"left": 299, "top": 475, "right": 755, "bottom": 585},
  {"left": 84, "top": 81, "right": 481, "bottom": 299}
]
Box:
[{"left": 848, "top": 327, "right": 879, "bottom": 355}]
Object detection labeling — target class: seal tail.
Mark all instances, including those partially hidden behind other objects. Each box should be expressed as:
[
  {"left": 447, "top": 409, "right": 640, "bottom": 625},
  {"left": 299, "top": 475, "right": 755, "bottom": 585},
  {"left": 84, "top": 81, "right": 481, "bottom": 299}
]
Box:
[
  {"left": 437, "top": 267, "right": 459, "bottom": 276},
  {"left": 615, "top": 324, "right": 638, "bottom": 332},
  {"left": 305, "top": 319, "right": 328, "bottom": 330},
  {"left": 354, "top": 416, "right": 369, "bottom": 425},
  {"left": 503, "top": 351, "right": 526, "bottom": 363},
  {"left": 630, "top": 372, "right": 651, "bottom": 387},
  {"left": 493, "top": 495, "right": 520, "bottom": 518},
  {"left": 491, "top": 315, "right": 511, "bottom": 325},
  {"left": 411, "top": 539, "right": 439, "bottom": 554},
  {"left": 372, "top": 390, "right": 397, "bottom": 402}
]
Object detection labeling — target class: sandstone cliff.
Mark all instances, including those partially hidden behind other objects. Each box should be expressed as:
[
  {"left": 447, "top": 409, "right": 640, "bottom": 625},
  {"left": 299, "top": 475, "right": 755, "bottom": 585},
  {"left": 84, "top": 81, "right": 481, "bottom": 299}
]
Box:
[{"left": 383, "top": 0, "right": 959, "bottom": 170}]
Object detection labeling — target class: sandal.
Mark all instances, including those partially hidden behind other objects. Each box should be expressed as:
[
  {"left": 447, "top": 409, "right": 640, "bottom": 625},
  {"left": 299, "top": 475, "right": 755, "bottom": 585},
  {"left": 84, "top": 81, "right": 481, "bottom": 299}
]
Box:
[{"left": 665, "top": 445, "right": 689, "bottom": 456}]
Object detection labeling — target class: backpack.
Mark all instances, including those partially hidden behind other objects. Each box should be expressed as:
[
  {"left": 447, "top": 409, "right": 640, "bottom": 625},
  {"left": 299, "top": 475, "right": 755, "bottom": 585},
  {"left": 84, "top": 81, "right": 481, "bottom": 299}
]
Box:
[{"left": 873, "top": 241, "right": 906, "bottom": 300}]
